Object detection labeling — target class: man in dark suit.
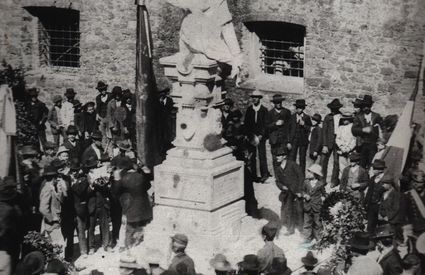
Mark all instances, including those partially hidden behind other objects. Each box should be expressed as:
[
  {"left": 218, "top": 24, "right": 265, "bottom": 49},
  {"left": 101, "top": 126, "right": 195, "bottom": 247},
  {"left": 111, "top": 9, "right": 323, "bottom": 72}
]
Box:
[
  {"left": 364, "top": 159, "right": 387, "bottom": 235},
  {"left": 81, "top": 130, "right": 105, "bottom": 165},
  {"left": 267, "top": 94, "right": 291, "bottom": 175},
  {"left": 158, "top": 87, "right": 176, "bottom": 160},
  {"left": 95, "top": 81, "right": 111, "bottom": 147},
  {"left": 288, "top": 99, "right": 311, "bottom": 175},
  {"left": 352, "top": 95, "right": 383, "bottom": 168},
  {"left": 27, "top": 87, "right": 49, "bottom": 149},
  {"left": 244, "top": 90, "right": 270, "bottom": 183},
  {"left": 308, "top": 113, "right": 322, "bottom": 163},
  {"left": 275, "top": 147, "right": 304, "bottom": 235},
  {"left": 76, "top": 102, "right": 98, "bottom": 149},
  {"left": 48, "top": 95, "right": 65, "bottom": 146},
  {"left": 62, "top": 125, "right": 82, "bottom": 161},
  {"left": 321, "top": 99, "right": 343, "bottom": 186},
  {"left": 375, "top": 224, "right": 403, "bottom": 275},
  {"left": 340, "top": 152, "right": 369, "bottom": 201}
]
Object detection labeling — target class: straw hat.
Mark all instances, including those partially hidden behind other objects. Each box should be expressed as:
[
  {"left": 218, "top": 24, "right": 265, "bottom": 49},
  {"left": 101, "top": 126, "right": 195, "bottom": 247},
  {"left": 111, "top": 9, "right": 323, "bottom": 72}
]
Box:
[{"left": 307, "top": 164, "right": 323, "bottom": 177}]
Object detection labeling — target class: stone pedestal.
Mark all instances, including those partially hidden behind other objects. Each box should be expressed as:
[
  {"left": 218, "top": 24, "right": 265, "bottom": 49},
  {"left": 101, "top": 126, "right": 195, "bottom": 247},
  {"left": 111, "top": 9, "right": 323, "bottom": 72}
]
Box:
[{"left": 141, "top": 53, "right": 246, "bottom": 269}]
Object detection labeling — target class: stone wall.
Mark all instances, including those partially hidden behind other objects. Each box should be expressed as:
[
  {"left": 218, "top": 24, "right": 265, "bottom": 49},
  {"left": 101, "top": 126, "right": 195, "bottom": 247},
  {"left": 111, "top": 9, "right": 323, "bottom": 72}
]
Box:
[{"left": 1, "top": 0, "right": 424, "bottom": 117}]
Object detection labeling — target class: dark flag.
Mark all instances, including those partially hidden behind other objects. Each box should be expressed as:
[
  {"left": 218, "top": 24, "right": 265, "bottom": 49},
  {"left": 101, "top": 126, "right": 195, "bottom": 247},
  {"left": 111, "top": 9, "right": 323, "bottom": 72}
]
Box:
[{"left": 135, "top": 0, "right": 161, "bottom": 168}]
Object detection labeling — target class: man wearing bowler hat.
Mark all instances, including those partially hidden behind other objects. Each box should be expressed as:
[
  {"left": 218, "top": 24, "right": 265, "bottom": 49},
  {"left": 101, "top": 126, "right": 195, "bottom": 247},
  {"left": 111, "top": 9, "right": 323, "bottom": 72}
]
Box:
[
  {"left": 374, "top": 224, "right": 403, "bottom": 275},
  {"left": 321, "top": 98, "right": 344, "bottom": 186},
  {"left": 340, "top": 152, "right": 369, "bottom": 200},
  {"left": 267, "top": 94, "right": 291, "bottom": 175},
  {"left": 244, "top": 90, "right": 270, "bottom": 183},
  {"left": 62, "top": 125, "right": 82, "bottom": 161},
  {"left": 352, "top": 95, "right": 383, "bottom": 168},
  {"left": 275, "top": 147, "right": 304, "bottom": 235},
  {"left": 345, "top": 232, "right": 382, "bottom": 274},
  {"left": 81, "top": 130, "right": 106, "bottom": 166},
  {"left": 27, "top": 86, "right": 49, "bottom": 149},
  {"left": 168, "top": 233, "right": 196, "bottom": 275},
  {"left": 364, "top": 159, "right": 387, "bottom": 235},
  {"left": 288, "top": 99, "right": 312, "bottom": 175},
  {"left": 308, "top": 113, "right": 323, "bottom": 163},
  {"left": 238, "top": 254, "right": 261, "bottom": 275}
]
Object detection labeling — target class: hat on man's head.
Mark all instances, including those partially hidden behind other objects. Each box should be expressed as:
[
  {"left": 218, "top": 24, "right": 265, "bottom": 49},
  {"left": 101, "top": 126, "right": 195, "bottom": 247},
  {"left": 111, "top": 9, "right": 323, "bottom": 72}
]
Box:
[
  {"left": 294, "top": 99, "right": 307, "bottom": 108},
  {"left": 381, "top": 177, "right": 397, "bottom": 188},
  {"left": 349, "top": 232, "right": 374, "bottom": 252},
  {"left": 349, "top": 152, "right": 361, "bottom": 162},
  {"left": 70, "top": 158, "right": 80, "bottom": 171},
  {"left": 64, "top": 88, "right": 76, "bottom": 97},
  {"left": 83, "top": 156, "right": 98, "bottom": 169},
  {"left": 224, "top": 98, "right": 234, "bottom": 106},
  {"left": 20, "top": 145, "right": 39, "bottom": 156},
  {"left": 307, "top": 164, "right": 323, "bottom": 178},
  {"left": 111, "top": 86, "right": 123, "bottom": 97},
  {"left": 275, "top": 147, "right": 289, "bottom": 156},
  {"left": 50, "top": 158, "right": 66, "bottom": 170},
  {"left": 272, "top": 94, "right": 284, "bottom": 103},
  {"left": 96, "top": 81, "right": 108, "bottom": 91},
  {"left": 117, "top": 140, "right": 132, "bottom": 151},
  {"left": 372, "top": 159, "right": 386, "bottom": 170},
  {"left": 312, "top": 113, "right": 322, "bottom": 123},
  {"left": 52, "top": 95, "right": 62, "bottom": 104},
  {"left": 27, "top": 87, "right": 40, "bottom": 97},
  {"left": 171, "top": 233, "right": 189, "bottom": 247},
  {"left": 362, "top": 95, "right": 374, "bottom": 107},
  {"left": 301, "top": 251, "right": 318, "bottom": 267},
  {"left": 250, "top": 90, "right": 263, "bottom": 98},
  {"left": 353, "top": 96, "right": 363, "bottom": 108},
  {"left": 374, "top": 223, "right": 395, "bottom": 239},
  {"left": 66, "top": 125, "right": 79, "bottom": 135},
  {"left": 91, "top": 130, "right": 103, "bottom": 141},
  {"left": 327, "top": 99, "right": 343, "bottom": 109},
  {"left": 238, "top": 254, "right": 260, "bottom": 272},
  {"left": 209, "top": 254, "right": 232, "bottom": 271},
  {"left": 22, "top": 251, "right": 45, "bottom": 274},
  {"left": 56, "top": 146, "right": 70, "bottom": 156},
  {"left": 411, "top": 170, "right": 425, "bottom": 183},
  {"left": 270, "top": 256, "right": 289, "bottom": 274}
]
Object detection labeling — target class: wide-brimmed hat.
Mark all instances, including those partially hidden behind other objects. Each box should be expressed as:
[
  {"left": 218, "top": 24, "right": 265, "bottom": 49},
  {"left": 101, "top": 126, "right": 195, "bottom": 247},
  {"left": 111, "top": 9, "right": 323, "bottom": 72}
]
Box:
[
  {"left": 69, "top": 158, "right": 81, "bottom": 171},
  {"left": 66, "top": 125, "right": 79, "bottom": 135},
  {"left": 412, "top": 170, "right": 425, "bottom": 183},
  {"left": 327, "top": 99, "right": 343, "bottom": 109},
  {"left": 294, "top": 99, "right": 307, "bottom": 108},
  {"left": 312, "top": 113, "right": 322, "bottom": 123},
  {"left": 52, "top": 95, "right": 62, "bottom": 104},
  {"left": 270, "top": 256, "right": 289, "bottom": 274},
  {"left": 301, "top": 251, "right": 318, "bottom": 267},
  {"left": 262, "top": 222, "right": 279, "bottom": 239},
  {"left": 349, "top": 232, "right": 374, "bottom": 251},
  {"left": 250, "top": 90, "right": 263, "bottom": 98},
  {"left": 27, "top": 87, "right": 40, "bottom": 97},
  {"left": 117, "top": 140, "right": 132, "bottom": 151},
  {"left": 111, "top": 86, "right": 123, "bottom": 97},
  {"left": 374, "top": 223, "right": 395, "bottom": 239},
  {"left": 83, "top": 156, "right": 99, "bottom": 169},
  {"left": 372, "top": 159, "right": 386, "bottom": 170},
  {"left": 20, "top": 145, "right": 39, "bottom": 156},
  {"left": 210, "top": 254, "right": 232, "bottom": 271},
  {"left": 416, "top": 232, "right": 425, "bottom": 254},
  {"left": 56, "top": 146, "right": 70, "bottom": 156},
  {"left": 381, "top": 177, "right": 396, "bottom": 188},
  {"left": 22, "top": 251, "right": 45, "bottom": 274},
  {"left": 43, "top": 165, "right": 58, "bottom": 177},
  {"left": 64, "top": 88, "right": 76, "bottom": 97},
  {"left": 96, "top": 81, "right": 108, "bottom": 90},
  {"left": 238, "top": 254, "right": 260, "bottom": 271},
  {"left": 307, "top": 164, "right": 323, "bottom": 178},
  {"left": 171, "top": 233, "right": 188, "bottom": 247},
  {"left": 275, "top": 147, "right": 289, "bottom": 156},
  {"left": 347, "top": 153, "right": 360, "bottom": 162},
  {"left": 91, "top": 130, "right": 103, "bottom": 141},
  {"left": 272, "top": 94, "right": 285, "bottom": 103},
  {"left": 362, "top": 95, "right": 374, "bottom": 107}
]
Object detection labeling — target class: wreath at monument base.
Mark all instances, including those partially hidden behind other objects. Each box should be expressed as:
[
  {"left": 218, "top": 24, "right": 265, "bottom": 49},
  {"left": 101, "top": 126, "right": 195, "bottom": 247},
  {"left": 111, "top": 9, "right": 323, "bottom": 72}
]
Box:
[{"left": 315, "top": 191, "right": 366, "bottom": 263}]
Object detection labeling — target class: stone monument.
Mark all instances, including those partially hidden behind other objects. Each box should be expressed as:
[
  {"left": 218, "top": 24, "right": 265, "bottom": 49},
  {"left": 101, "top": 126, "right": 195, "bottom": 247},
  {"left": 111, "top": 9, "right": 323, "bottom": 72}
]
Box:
[{"left": 139, "top": 0, "right": 247, "bottom": 271}]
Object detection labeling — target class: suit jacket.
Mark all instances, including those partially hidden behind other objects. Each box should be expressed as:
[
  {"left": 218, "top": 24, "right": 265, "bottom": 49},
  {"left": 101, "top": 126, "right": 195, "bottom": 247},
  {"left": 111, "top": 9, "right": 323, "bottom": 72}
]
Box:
[
  {"left": 48, "top": 106, "right": 61, "bottom": 135},
  {"left": 288, "top": 113, "right": 312, "bottom": 146},
  {"left": 28, "top": 100, "right": 49, "bottom": 129},
  {"left": 95, "top": 94, "right": 111, "bottom": 118},
  {"left": 244, "top": 105, "right": 269, "bottom": 137},
  {"left": 267, "top": 107, "right": 291, "bottom": 146},
  {"left": 378, "top": 249, "right": 402, "bottom": 275},
  {"left": 71, "top": 177, "right": 90, "bottom": 218},
  {"left": 309, "top": 125, "right": 322, "bottom": 155},
  {"left": 401, "top": 190, "right": 425, "bottom": 233},
  {"left": 352, "top": 112, "right": 383, "bottom": 145},
  {"left": 87, "top": 183, "right": 110, "bottom": 214},
  {"left": 169, "top": 252, "right": 196, "bottom": 275},
  {"left": 340, "top": 165, "right": 369, "bottom": 193},
  {"left": 62, "top": 139, "right": 82, "bottom": 161},
  {"left": 365, "top": 175, "right": 386, "bottom": 209},
  {"left": 322, "top": 113, "right": 340, "bottom": 148},
  {"left": 81, "top": 145, "right": 104, "bottom": 164},
  {"left": 76, "top": 112, "right": 98, "bottom": 135},
  {"left": 116, "top": 171, "right": 152, "bottom": 223},
  {"left": 303, "top": 180, "right": 325, "bottom": 212},
  {"left": 106, "top": 99, "right": 122, "bottom": 129},
  {"left": 275, "top": 160, "right": 304, "bottom": 195},
  {"left": 379, "top": 189, "right": 401, "bottom": 224}
]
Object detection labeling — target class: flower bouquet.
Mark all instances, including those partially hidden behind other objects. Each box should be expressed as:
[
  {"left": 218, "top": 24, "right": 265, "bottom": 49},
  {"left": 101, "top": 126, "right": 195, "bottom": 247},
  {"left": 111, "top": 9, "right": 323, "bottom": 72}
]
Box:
[{"left": 88, "top": 165, "right": 111, "bottom": 187}]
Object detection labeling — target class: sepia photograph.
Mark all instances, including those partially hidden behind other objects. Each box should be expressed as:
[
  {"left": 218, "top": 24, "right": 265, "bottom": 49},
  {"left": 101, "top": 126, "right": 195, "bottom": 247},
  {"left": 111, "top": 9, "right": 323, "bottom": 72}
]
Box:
[{"left": 0, "top": 0, "right": 424, "bottom": 274}]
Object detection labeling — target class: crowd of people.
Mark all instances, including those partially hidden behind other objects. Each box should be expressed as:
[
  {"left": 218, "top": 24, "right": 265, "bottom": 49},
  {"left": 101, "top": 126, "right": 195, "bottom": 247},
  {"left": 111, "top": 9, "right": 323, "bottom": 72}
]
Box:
[{"left": 0, "top": 80, "right": 424, "bottom": 275}]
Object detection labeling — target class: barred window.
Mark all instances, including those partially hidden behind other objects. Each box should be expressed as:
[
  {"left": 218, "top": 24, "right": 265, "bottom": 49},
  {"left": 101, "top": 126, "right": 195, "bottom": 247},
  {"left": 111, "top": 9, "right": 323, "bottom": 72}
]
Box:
[
  {"left": 246, "top": 21, "right": 305, "bottom": 78},
  {"left": 28, "top": 7, "right": 80, "bottom": 68}
]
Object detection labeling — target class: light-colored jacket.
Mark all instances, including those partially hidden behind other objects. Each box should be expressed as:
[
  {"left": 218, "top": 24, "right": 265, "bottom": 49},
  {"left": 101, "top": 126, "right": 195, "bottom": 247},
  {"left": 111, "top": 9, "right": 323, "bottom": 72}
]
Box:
[
  {"left": 39, "top": 180, "right": 65, "bottom": 231},
  {"left": 336, "top": 123, "right": 356, "bottom": 153},
  {"left": 60, "top": 101, "right": 74, "bottom": 128},
  {"left": 347, "top": 255, "right": 383, "bottom": 275}
]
